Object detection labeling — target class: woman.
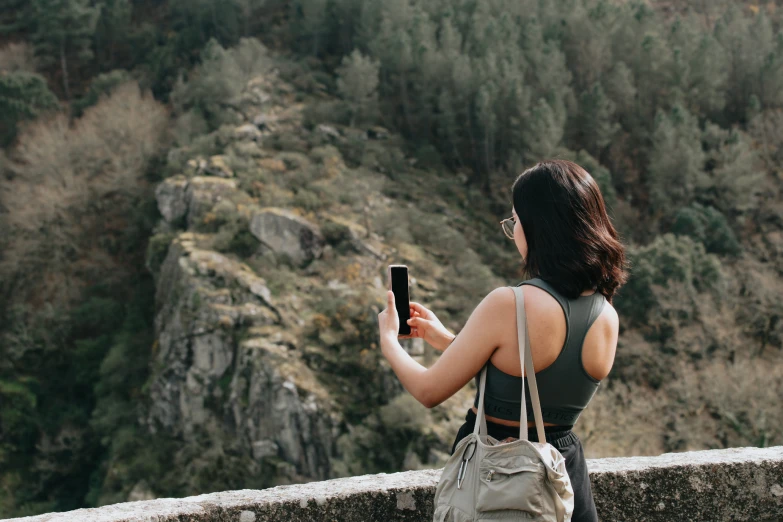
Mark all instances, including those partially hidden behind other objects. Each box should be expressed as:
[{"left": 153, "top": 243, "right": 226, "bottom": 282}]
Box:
[{"left": 377, "top": 159, "right": 628, "bottom": 522}]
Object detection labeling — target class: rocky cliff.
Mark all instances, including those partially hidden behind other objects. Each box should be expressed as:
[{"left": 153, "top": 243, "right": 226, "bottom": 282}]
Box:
[{"left": 141, "top": 70, "right": 479, "bottom": 494}]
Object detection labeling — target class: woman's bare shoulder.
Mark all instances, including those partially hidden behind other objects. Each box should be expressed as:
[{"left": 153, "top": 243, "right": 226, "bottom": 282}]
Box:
[
  {"left": 583, "top": 298, "right": 619, "bottom": 380},
  {"left": 495, "top": 284, "right": 563, "bottom": 316},
  {"left": 600, "top": 298, "right": 620, "bottom": 336}
]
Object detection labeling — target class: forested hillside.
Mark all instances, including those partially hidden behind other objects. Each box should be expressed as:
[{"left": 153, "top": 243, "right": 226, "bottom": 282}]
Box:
[{"left": 1, "top": 0, "right": 782, "bottom": 517}]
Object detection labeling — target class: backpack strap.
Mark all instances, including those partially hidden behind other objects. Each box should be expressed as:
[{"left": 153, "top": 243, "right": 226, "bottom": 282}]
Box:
[
  {"left": 473, "top": 286, "right": 546, "bottom": 442},
  {"left": 514, "top": 285, "right": 546, "bottom": 442},
  {"left": 473, "top": 363, "right": 489, "bottom": 437}
]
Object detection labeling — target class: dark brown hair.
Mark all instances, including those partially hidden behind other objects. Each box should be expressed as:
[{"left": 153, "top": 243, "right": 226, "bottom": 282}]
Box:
[{"left": 512, "top": 159, "right": 629, "bottom": 302}]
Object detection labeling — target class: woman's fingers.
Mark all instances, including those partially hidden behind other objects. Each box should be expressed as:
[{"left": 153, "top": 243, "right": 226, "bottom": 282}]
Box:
[
  {"left": 410, "top": 302, "right": 433, "bottom": 319},
  {"left": 407, "top": 316, "right": 426, "bottom": 329}
]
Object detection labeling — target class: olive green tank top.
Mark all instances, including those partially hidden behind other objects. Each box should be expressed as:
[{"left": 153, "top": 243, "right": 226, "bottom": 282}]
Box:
[{"left": 472, "top": 277, "right": 608, "bottom": 426}]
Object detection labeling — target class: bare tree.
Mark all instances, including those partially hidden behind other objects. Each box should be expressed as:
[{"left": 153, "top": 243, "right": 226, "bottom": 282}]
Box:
[{"left": 0, "top": 81, "right": 168, "bottom": 308}]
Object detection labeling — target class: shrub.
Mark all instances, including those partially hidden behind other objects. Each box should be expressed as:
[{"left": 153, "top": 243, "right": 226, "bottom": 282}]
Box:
[
  {"left": 71, "top": 69, "right": 132, "bottom": 117},
  {"left": 145, "top": 232, "right": 177, "bottom": 275},
  {"left": 321, "top": 220, "right": 353, "bottom": 247},
  {"left": 302, "top": 100, "right": 351, "bottom": 129},
  {"left": 212, "top": 206, "right": 257, "bottom": 259},
  {"left": 672, "top": 203, "right": 741, "bottom": 256},
  {"left": 615, "top": 234, "right": 725, "bottom": 331},
  {"left": 292, "top": 188, "right": 328, "bottom": 212},
  {"left": 667, "top": 355, "right": 783, "bottom": 450},
  {"left": 0, "top": 70, "right": 59, "bottom": 146},
  {"left": 170, "top": 37, "right": 272, "bottom": 130}
]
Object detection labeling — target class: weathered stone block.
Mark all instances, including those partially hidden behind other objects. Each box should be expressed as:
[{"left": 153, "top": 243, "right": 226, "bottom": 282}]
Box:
[
  {"left": 8, "top": 446, "right": 783, "bottom": 522},
  {"left": 249, "top": 208, "right": 325, "bottom": 268}
]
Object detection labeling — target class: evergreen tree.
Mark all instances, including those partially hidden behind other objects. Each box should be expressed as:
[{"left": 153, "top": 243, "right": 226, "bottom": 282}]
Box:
[
  {"left": 667, "top": 15, "right": 728, "bottom": 116},
  {"left": 70, "top": 69, "right": 130, "bottom": 117},
  {"left": 673, "top": 203, "right": 742, "bottom": 256},
  {"left": 170, "top": 37, "right": 271, "bottom": 130},
  {"left": 336, "top": 49, "right": 380, "bottom": 126},
  {"left": 700, "top": 123, "right": 763, "bottom": 216},
  {"left": 93, "top": 0, "right": 132, "bottom": 69},
  {"left": 31, "top": 0, "right": 99, "bottom": 99},
  {"left": 167, "top": 0, "right": 242, "bottom": 60},
  {"left": 292, "top": 0, "right": 329, "bottom": 56},
  {"left": 647, "top": 104, "right": 706, "bottom": 219},
  {"left": 474, "top": 81, "right": 497, "bottom": 178},
  {"left": 715, "top": 7, "right": 783, "bottom": 120},
  {"left": 523, "top": 97, "right": 565, "bottom": 161},
  {"left": 560, "top": 1, "right": 613, "bottom": 92},
  {"left": 575, "top": 82, "right": 619, "bottom": 155},
  {"left": 233, "top": 0, "right": 267, "bottom": 38},
  {"left": 602, "top": 61, "right": 636, "bottom": 117},
  {"left": 0, "top": 71, "right": 59, "bottom": 146},
  {"left": 0, "top": 0, "right": 34, "bottom": 34}
]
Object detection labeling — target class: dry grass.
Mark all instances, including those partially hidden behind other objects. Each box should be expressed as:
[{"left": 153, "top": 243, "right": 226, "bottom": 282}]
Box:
[
  {"left": 0, "top": 42, "right": 37, "bottom": 73},
  {"left": 578, "top": 380, "right": 667, "bottom": 458},
  {"left": 668, "top": 353, "right": 783, "bottom": 450}
]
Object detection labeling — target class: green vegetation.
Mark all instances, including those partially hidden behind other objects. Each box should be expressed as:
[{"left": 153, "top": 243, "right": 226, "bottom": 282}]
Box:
[{"left": 1, "top": 0, "right": 783, "bottom": 517}]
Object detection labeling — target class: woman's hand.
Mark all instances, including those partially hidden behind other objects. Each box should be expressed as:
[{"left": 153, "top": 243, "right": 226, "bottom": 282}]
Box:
[
  {"left": 406, "top": 301, "right": 455, "bottom": 351},
  {"left": 377, "top": 292, "right": 454, "bottom": 350},
  {"left": 378, "top": 291, "right": 404, "bottom": 343}
]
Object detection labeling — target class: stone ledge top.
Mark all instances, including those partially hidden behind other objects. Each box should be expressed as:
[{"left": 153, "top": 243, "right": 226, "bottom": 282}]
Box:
[
  {"left": 7, "top": 446, "right": 783, "bottom": 522},
  {"left": 586, "top": 445, "right": 783, "bottom": 473},
  {"left": 6, "top": 469, "right": 444, "bottom": 522}
]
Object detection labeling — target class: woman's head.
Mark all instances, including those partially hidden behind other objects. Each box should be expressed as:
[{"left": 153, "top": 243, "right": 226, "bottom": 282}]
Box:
[{"left": 511, "top": 159, "right": 628, "bottom": 302}]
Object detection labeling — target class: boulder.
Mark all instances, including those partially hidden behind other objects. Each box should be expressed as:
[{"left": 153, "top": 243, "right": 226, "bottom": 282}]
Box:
[
  {"left": 205, "top": 155, "right": 233, "bottom": 178},
  {"left": 316, "top": 124, "right": 341, "bottom": 140},
  {"left": 155, "top": 175, "right": 189, "bottom": 223},
  {"left": 154, "top": 176, "right": 239, "bottom": 229},
  {"left": 249, "top": 208, "right": 325, "bottom": 267},
  {"left": 235, "top": 123, "right": 262, "bottom": 142},
  {"left": 185, "top": 177, "right": 238, "bottom": 229},
  {"left": 258, "top": 158, "right": 287, "bottom": 172},
  {"left": 366, "top": 126, "right": 390, "bottom": 140}
]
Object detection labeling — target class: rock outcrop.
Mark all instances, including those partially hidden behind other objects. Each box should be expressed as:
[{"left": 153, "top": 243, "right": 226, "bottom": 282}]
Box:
[
  {"left": 146, "top": 233, "right": 337, "bottom": 481},
  {"left": 249, "top": 208, "right": 325, "bottom": 268},
  {"left": 142, "top": 69, "right": 473, "bottom": 500}
]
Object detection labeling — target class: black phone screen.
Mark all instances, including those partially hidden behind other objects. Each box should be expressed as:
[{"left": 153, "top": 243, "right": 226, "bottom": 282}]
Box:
[{"left": 390, "top": 266, "right": 411, "bottom": 335}]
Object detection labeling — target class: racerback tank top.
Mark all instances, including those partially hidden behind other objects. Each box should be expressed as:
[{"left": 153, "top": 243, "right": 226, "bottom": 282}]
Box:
[{"left": 472, "top": 277, "right": 608, "bottom": 426}]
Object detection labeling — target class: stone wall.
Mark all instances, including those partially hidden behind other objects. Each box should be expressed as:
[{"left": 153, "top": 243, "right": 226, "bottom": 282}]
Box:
[{"left": 9, "top": 446, "right": 783, "bottom": 522}]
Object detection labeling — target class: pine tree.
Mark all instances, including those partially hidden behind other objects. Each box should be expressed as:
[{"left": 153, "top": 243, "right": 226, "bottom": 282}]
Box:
[
  {"left": 31, "top": 0, "right": 99, "bottom": 99},
  {"left": 93, "top": 0, "right": 132, "bottom": 68},
  {"left": 602, "top": 61, "right": 636, "bottom": 121},
  {"left": 576, "top": 82, "right": 619, "bottom": 154},
  {"left": 0, "top": 0, "right": 33, "bottom": 34},
  {"left": 667, "top": 15, "right": 728, "bottom": 116},
  {"left": 523, "top": 97, "right": 565, "bottom": 162},
  {"left": 233, "top": 0, "right": 267, "bottom": 37},
  {"left": 647, "top": 104, "right": 706, "bottom": 219},
  {"left": 700, "top": 123, "right": 763, "bottom": 216},
  {"left": 673, "top": 203, "right": 741, "bottom": 256},
  {"left": 292, "top": 0, "right": 329, "bottom": 56},
  {"left": 336, "top": 49, "right": 380, "bottom": 126},
  {"left": 0, "top": 71, "right": 59, "bottom": 146}
]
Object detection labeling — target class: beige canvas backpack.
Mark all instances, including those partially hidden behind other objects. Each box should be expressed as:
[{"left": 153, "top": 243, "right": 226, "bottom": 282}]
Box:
[{"left": 432, "top": 285, "right": 575, "bottom": 522}]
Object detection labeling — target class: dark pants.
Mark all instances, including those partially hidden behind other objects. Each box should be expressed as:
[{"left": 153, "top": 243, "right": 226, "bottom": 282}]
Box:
[{"left": 451, "top": 409, "right": 599, "bottom": 522}]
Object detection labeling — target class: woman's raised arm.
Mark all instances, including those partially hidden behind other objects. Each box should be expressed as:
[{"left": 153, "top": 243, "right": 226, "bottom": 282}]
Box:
[{"left": 378, "top": 287, "right": 514, "bottom": 408}]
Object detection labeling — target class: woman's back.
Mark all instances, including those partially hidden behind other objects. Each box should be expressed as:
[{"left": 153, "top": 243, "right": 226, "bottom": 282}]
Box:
[{"left": 473, "top": 278, "right": 619, "bottom": 428}]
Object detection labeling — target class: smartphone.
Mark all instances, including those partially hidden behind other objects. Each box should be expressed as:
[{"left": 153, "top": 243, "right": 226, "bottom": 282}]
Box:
[{"left": 388, "top": 264, "right": 411, "bottom": 335}]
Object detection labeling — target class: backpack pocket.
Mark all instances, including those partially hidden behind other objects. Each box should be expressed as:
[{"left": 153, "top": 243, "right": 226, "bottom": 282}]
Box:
[{"left": 475, "top": 461, "right": 545, "bottom": 515}]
